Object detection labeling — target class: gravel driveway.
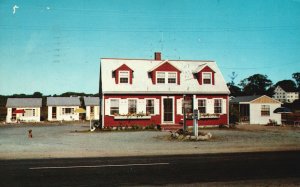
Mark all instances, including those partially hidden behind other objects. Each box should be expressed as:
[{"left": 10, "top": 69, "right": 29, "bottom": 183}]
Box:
[{"left": 0, "top": 123, "right": 299, "bottom": 159}]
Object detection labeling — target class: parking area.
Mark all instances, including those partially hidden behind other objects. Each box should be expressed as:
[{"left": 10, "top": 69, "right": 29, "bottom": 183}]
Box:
[{"left": 0, "top": 123, "right": 299, "bottom": 159}]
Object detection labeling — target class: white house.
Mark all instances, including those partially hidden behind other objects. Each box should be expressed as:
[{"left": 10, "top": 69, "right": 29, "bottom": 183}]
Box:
[
  {"left": 273, "top": 85, "right": 299, "bottom": 103},
  {"left": 6, "top": 98, "right": 42, "bottom": 123},
  {"left": 47, "top": 97, "right": 81, "bottom": 121},
  {"left": 100, "top": 52, "right": 230, "bottom": 128},
  {"left": 83, "top": 97, "right": 100, "bottom": 120},
  {"left": 230, "top": 95, "right": 282, "bottom": 125}
]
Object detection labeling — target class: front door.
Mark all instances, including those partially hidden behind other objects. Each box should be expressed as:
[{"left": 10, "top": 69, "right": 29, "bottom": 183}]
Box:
[{"left": 162, "top": 97, "right": 174, "bottom": 124}]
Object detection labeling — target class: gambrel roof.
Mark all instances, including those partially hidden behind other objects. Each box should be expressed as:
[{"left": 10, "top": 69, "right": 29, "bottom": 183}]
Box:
[
  {"left": 6, "top": 98, "right": 42, "bottom": 108},
  {"left": 100, "top": 58, "right": 230, "bottom": 94}
]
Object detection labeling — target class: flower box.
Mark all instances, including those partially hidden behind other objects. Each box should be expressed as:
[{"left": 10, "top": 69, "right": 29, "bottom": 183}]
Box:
[
  {"left": 199, "top": 114, "right": 220, "bottom": 119},
  {"left": 114, "top": 116, "right": 151, "bottom": 120}
]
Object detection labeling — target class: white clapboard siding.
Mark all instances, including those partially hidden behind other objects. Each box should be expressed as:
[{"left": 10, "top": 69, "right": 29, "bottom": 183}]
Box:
[
  {"left": 154, "top": 99, "right": 160, "bottom": 115},
  {"left": 176, "top": 98, "right": 182, "bottom": 115},
  {"left": 222, "top": 99, "right": 227, "bottom": 114},
  {"left": 105, "top": 99, "right": 110, "bottom": 115},
  {"left": 137, "top": 99, "right": 146, "bottom": 114},
  {"left": 119, "top": 99, "right": 128, "bottom": 115}
]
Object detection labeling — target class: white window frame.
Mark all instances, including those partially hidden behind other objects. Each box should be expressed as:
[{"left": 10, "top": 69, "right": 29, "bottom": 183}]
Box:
[
  {"left": 156, "top": 71, "right": 177, "bottom": 84},
  {"left": 261, "top": 105, "right": 270, "bottom": 116},
  {"left": 119, "top": 71, "right": 130, "bottom": 84},
  {"left": 62, "top": 107, "right": 74, "bottom": 115},
  {"left": 202, "top": 72, "right": 212, "bottom": 85},
  {"left": 128, "top": 99, "right": 137, "bottom": 114},
  {"left": 145, "top": 98, "right": 155, "bottom": 115},
  {"left": 110, "top": 99, "right": 120, "bottom": 115},
  {"left": 198, "top": 99, "right": 207, "bottom": 114},
  {"left": 22, "top": 109, "right": 36, "bottom": 117},
  {"left": 214, "top": 99, "right": 222, "bottom": 114}
]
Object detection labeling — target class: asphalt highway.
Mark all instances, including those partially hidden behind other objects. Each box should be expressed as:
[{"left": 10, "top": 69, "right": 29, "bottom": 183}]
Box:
[{"left": 0, "top": 151, "right": 299, "bottom": 186}]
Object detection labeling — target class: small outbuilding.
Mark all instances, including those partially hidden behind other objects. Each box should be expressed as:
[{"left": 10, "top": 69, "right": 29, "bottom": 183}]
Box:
[
  {"left": 6, "top": 98, "right": 42, "bottom": 123},
  {"left": 83, "top": 97, "right": 100, "bottom": 120},
  {"left": 230, "top": 95, "right": 282, "bottom": 125},
  {"left": 47, "top": 97, "right": 81, "bottom": 121}
]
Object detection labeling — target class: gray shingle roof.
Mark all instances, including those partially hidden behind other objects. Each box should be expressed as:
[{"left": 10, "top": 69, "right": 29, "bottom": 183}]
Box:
[
  {"left": 83, "top": 97, "right": 99, "bottom": 106},
  {"left": 47, "top": 97, "right": 80, "bottom": 106},
  {"left": 230, "top": 95, "right": 262, "bottom": 104},
  {"left": 6, "top": 98, "right": 42, "bottom": 108}
]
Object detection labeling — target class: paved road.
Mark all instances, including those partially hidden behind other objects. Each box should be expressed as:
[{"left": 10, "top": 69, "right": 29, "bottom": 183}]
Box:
[{"left": 0, "top": 151, "right": 299, "bottom": 186}]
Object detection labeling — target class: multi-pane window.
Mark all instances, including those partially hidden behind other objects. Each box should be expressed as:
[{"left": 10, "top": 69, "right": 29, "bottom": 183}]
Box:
[
  {"left": 23, "top": 109, "right": 35, "bottom": 117},
  {"left": 214, "top": 99, "right": 222, "bottom": 114},
  {"left": 203, "top": 73, "right": 212, "bottom": 84},
  {"left": 62, "top": 108, "right": 74, "bottom": 114},
  {"left": 157, "top": 72, "right": 177, "bottom": 84},
  {"left": 168, "top": 72, "right": 177, "bottom": 83},
  {"left": 110, "top": 99, "right": 119, "bottom": 115},
  {"left": 198, "top": 99, "right": 206, "bottom": 113},
  {"left": 119, "top": 71, "right": 129, "bottom": 83},
  {"left": 157, "top": 72, "right": 165, "bottom": 83},
  {"left": 146, "top": 99, "right": 154, "bottom": 115},
  {"left": 128, "top": 99, "right": 137, "bottom": 114},
  {"left": 261, "top": 105, "right": 270, "bottom": 116}
]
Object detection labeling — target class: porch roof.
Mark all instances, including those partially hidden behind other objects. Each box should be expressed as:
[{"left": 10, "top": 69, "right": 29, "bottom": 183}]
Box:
[{"left": 230, "top": 95, "right": 262, "bottom": 104}]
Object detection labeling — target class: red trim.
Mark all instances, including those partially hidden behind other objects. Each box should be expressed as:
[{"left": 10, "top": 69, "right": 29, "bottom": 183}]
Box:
[
  {"left": 114, "top": 64, "right": 134, "bottom": 84},
  {"left": 150, "top": 62, "right": 181, "bottom": 85},
  {"left": 13, "top": 109, "right": 25, "bottom": 114},
  {"left": 197, "top": 66, "right": 215, "bottom": 85},
  {"left": 103, "top": 94, "right": 228, "bottom": 127}
]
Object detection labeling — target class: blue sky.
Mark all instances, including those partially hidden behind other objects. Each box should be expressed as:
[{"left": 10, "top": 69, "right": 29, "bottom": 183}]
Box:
[{"left": 0, "top": 0, "right": 300, "bottom": 95}]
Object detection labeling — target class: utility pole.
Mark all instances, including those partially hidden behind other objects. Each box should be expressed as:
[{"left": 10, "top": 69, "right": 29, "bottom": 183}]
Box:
[{"left": 183, "top": 94, "right": 186, "bottom": 131}]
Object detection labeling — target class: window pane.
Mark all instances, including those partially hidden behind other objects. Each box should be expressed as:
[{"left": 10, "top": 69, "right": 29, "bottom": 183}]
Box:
[
  {"left": 128, "top": 99, "right": 137, "bottom": 114},
  {"left": 120, "top": 78, "right": 128, "bottom": 83},
  {"left": 168, "top": 78, "right": 176, "bottom": 83},
  {"left": 214, "top": 99, "right": 222, "bottom": 113},
  {"left": 198, "top": 99, "right": 206, "bottom": 113},
  {"left": 157, "top": 78, "right": 165, "bottom": 83},
  {"left": 203, "top": 73, "right": 211, "bottom": 84},
  {"left": 146, "top": 99, "right": 154, "bottom": 114},
  {"left": 261, "top": 105, "right": 270, "bottom": 116},
  {"left": 110, "top": 99, "right": 119, "bottom": 115}
]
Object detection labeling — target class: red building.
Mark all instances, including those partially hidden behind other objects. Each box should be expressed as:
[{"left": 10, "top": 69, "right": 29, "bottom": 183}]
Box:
[{"left": 100, "top": 52, "right": 230, "bottom": 128}]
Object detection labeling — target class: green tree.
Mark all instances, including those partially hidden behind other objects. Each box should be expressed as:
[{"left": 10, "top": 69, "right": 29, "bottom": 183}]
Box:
[
  {"left": 239, "top": 74, "right": 273, "bottom": 96},
  {"left": 274, "top": 80, "right": 297, "bottom": 90},
  {"left": 227, "top": 83, "right": 242, "bottom": 97},
  {"left": 33, "top": 92, "right": 43, "bottom": 98},
  {"left": 292, "top": 72, "right": 300, "bottom": 90}
]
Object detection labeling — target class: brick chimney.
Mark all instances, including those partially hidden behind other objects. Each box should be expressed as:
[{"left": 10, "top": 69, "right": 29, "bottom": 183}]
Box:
[{"left": 154, "top": 52, "right": 161, "bottom": 60}]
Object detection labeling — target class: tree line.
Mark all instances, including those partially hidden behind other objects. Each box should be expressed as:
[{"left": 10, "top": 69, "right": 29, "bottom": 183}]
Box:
[{"left": 227, "top": 72, "right": 300, "bottom": 97}]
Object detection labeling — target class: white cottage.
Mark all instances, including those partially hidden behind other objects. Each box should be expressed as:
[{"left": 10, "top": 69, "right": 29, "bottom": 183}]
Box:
[
  {"left": 230, "top": 95, "right": 282, "bottom": 125},
  {"left": 83, "top": 97, "right": 100, "bottom": 120},
  {"left": 47, "top": 97, "right": 81, "bottom": 121},
  {"left": 6, "top": 98, "right": 42, "bottom": 123}
]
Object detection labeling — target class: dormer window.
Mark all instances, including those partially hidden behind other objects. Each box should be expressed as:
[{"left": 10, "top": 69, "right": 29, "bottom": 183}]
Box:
[
  {"left": 119, "top": 71, "right": 129, "bottom": 84},
  {"left": 168, "top": 72, "right": 177, "bottom": 83},
  {"left": 156, "top": 72, "right": 177, "bottom": 84},
  {"left": 157, "top": 72, "right": 165, "bottom": 83},
  {"left": 202, "top": 72, "right": 212, "bottom": 84},
  {"left": 113, "top": 64, "right": 133, "bottom": 84}
]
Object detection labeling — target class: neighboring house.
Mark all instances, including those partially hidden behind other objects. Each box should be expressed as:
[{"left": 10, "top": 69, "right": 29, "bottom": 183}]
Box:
[
  {"left": 47, "top": 97, "right": 81, "bottom": 121},
  {"left": 83, "top": 96, "right": 100, "bottom": 120},
  {"left": 273, "top": 85, "right": 299, "bottom": 103},
  {"left": 99, "top": 52, "right": 230, "bottom": 127},
  {"left": 230, "top": 95, "right": 281, "bottom": 125},
  {"left": 6, "top": 98, "right": 42, "bottom": 123}
]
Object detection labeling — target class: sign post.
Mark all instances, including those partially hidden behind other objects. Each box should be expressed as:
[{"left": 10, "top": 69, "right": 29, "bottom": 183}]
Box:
[{"left": 193, "top": 109, "right": 199, "bottom": 137}]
